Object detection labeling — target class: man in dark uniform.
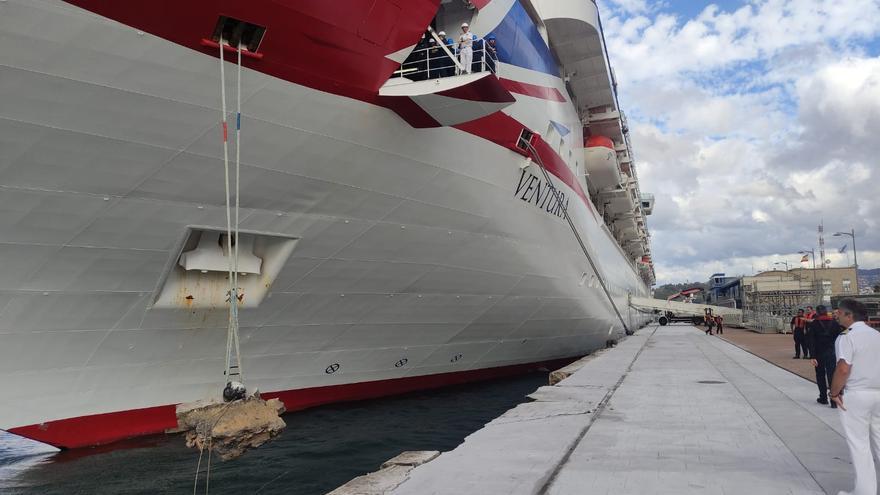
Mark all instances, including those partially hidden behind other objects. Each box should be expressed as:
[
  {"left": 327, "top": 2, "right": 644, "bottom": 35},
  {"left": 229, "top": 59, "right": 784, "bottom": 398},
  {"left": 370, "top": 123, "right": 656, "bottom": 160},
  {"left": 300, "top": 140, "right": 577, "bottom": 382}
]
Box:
[
  {"left": 484, "top": 34, "right": 498, "bottom": 72},
  {"left": 790, "top": 308, "right": 808, "bottom": 359},
  {"left": 426, "top": 37, "right": 443, "bottom": 79},
  {"left": 402, "top": 33, "right": 430, "bottom": 81},
  {"left": 471, "top": 35, "right": 484, "bottom": 73},
  {"left": 808, "top": 305, "right": 843, "bottom": 407},
  {"left": 438, "top": 31, "right": 456, "bottom": 77}
]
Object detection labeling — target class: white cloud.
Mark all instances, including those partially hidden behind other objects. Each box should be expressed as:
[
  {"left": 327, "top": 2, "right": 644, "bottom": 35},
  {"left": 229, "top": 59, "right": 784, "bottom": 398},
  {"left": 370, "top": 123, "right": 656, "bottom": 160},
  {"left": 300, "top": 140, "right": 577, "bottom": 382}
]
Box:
[
  {"left": 605, "top": 0, "right": 880, "bottom": 83},
  {"left": 601, "top": 1, "right": 880, "bottom": 285},
  {"left": 751, "top": 210, "right": 770, "bottom": 223}
]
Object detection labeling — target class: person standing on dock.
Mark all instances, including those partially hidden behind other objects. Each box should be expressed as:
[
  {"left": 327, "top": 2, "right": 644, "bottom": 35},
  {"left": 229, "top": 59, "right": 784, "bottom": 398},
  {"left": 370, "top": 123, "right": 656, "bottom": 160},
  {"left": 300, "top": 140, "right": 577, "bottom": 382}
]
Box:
[
  {"left": 805, "top": 305, "right": 816, "bottom": 322},
  {"left": 791, "top": 309, "right": 809, "bottom": 359},
  {"left": 809, "top": 305, "right": 843, "bottom": 407},
  {"left": 714, "top": 314, "right": 724, "bottom": 335},
  {"left": 829, "top": 298, "right": 880, "bottom": 495}
]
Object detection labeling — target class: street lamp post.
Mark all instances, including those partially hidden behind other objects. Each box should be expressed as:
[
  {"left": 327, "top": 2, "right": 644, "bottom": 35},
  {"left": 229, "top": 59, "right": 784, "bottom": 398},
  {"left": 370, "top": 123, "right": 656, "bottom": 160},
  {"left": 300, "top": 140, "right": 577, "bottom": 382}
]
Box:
[
  {"left": 773, "top": 261, "right": 790, "bottom": 271},
  {"left": 834, "top": 229, "right": 858, "bottom": 292},
  {"left": 799, "top": 249, "right": 819, "bottom": 304}
]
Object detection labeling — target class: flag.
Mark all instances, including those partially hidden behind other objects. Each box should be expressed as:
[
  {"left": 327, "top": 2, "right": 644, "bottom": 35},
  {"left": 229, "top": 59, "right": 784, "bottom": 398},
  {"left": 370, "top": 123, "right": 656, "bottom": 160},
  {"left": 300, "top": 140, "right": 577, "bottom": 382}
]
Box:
[
  {"left": 800, "top": 254, "right": 809, "bottom": 263},
  {"left": 839, "top": 244, "right": 848, "bottom": 254}
]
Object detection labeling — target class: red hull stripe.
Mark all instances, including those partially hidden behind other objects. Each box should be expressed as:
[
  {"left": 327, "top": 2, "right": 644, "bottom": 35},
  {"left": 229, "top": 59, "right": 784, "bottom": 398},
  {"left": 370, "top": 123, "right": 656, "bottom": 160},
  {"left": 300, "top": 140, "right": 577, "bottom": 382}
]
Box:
[
  {"left": 499, "top": 78, "right": 567, "bottom": 102},
  {"left": 7, "top": 357, "right": 576, "bottom": 449},
  {"left": 8, "top": 404, "right": 179, "bottom": 450},
  {"left": 65, "top": 0, "right": 441, "bottom": 95},
  {"left": 63, "top": 0, "right": 590, "bottom": 215},
  {"left": 436, "top": 75, "right": 516, "bottom": 104},
  {"left": 454, "top": 112, "right": 595, "bottom": 217},
  {"left": 471, "top": 0, "right": 492, "bottom": 9}
]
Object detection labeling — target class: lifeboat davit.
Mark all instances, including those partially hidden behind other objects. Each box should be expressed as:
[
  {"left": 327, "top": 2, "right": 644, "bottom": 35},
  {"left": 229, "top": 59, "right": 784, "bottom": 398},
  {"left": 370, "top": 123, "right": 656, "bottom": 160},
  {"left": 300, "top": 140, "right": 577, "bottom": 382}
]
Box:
[{"left": 583, "top": 135, "right": 621, "bottom": 190}]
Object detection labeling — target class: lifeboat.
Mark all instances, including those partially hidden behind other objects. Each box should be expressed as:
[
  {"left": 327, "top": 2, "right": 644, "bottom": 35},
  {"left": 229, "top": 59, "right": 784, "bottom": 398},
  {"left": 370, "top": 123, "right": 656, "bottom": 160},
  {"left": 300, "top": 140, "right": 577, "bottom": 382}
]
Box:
[{"left": 583, "top": 135, "right": 622, "bottom": 190}]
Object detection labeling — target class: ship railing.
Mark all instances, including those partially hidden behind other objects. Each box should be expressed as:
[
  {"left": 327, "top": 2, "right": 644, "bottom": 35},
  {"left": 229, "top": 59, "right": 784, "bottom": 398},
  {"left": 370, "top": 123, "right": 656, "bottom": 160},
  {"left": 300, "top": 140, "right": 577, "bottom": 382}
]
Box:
[{"left": 393, "top": 42, "right": 498, "bottom": 82}]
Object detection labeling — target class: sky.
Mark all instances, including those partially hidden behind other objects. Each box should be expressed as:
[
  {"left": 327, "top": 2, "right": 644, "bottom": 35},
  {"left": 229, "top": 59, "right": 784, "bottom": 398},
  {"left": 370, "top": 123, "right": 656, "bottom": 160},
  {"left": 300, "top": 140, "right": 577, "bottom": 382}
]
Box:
[{"left": 598, "top": 0, "right": 880, "bottom": 285}]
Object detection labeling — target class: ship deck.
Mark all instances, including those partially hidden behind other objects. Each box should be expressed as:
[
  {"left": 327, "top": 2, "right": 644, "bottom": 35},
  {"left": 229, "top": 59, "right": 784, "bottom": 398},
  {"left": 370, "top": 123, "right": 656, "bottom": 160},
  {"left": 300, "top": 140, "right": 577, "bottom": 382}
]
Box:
[{"left": 333, "top": 324, "right": 874, "bottom": 495}]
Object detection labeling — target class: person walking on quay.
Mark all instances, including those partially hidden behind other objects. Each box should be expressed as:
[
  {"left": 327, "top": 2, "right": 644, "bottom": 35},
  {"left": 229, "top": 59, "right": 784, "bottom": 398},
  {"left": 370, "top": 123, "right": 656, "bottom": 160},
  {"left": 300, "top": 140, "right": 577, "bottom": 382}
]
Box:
[
  {"left": 704, "top": 309, "right": 714, "bottom": 335},
  {"left": 828, "top": 299, "right": 880, "bottom": 495},
  {"left": 791, "top": 309, "right": 809, "bottom": 359},
  {"left": 809, "top": 305, "right": 844, "bottom": 407},
  {"left": 714, "top": 314, "right": 724, "bottom": 335}
]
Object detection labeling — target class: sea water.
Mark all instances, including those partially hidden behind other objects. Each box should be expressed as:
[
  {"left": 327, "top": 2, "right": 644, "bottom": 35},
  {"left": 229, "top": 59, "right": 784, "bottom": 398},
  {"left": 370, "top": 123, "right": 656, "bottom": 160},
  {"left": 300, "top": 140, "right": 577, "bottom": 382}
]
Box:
[{"left": 0, "top": 372, "right": 546, "bottom": 494}]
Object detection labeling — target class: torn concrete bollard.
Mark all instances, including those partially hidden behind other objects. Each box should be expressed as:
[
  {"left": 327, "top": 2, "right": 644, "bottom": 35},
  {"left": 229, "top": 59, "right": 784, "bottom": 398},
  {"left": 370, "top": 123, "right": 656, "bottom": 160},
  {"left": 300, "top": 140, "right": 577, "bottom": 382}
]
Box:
[
  {"left": 174, "top": 395, "right": 286, "bottom": 460},
  {"left": 327, "top": 451, "right": 440, "bottom": 495}
]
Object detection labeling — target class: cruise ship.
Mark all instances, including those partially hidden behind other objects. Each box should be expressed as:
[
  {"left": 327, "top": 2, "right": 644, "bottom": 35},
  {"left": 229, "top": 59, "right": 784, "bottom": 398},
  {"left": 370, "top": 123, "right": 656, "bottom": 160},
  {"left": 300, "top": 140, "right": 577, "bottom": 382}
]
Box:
[{"left": 0, "top": 0, "right": 655, "bottom": 448}]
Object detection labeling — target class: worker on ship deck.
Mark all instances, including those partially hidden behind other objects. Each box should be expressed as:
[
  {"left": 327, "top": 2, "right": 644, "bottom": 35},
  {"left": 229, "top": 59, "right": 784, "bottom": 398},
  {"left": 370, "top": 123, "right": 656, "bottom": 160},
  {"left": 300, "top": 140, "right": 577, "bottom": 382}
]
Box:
[
  {"left": 485, "top": 34, "right": 498, "bottom": 72},
  {"left": 427, "top": 37, "right": 443, "bottom": 79},
  {"left": 402, "top": 33, "right": 429, "bottom": 81},
  {"left": 438, "top": 31, "right": 456, "bottom": 77},
  {"left": 458, "top": 23, "right": 476, "bottom": 74}
]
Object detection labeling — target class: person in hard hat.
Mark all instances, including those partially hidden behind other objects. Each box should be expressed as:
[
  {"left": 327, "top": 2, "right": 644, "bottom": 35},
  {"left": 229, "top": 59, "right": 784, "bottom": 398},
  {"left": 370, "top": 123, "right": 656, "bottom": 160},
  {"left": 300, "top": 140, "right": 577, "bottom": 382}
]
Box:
[
  {"left": 485, "top": 34, "right": 498, "bottom": 72},
  {"left": 401, "top": 33, "right": 429, "bottom": 81},
  {"left": 426, "top": 37, "right": 442, "bottom": 79},
  {"left": 458, "top": 23, "right": 476, "bottom": 74},
  {"left": 471, "top": 33, "right": 484, "bottom": 72},
  {"left": 438, "top": 30, "right": 456, "bottom": 77}
]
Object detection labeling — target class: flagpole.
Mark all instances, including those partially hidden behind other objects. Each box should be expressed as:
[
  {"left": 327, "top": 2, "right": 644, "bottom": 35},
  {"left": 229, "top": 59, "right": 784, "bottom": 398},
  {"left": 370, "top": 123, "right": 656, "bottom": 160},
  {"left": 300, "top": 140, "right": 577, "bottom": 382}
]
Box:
[{"left": 834, "top": 228, "right": 858, "bottom": 293}]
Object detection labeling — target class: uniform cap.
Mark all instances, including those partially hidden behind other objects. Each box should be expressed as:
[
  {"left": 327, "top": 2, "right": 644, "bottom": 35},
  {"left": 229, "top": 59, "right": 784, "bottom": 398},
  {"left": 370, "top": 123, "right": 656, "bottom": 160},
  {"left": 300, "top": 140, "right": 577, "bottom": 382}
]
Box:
[
  {"left": 438, "top": 31, "right": 446, "bottom": 36},
  {"left": 461, "top": 22, "right": 469, "bottom": 27}
]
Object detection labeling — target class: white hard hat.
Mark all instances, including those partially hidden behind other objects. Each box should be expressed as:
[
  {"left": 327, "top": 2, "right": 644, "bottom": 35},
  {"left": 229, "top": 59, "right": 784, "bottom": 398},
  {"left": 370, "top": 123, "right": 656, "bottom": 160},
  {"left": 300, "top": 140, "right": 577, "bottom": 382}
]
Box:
[
  {"left": 461, "top": 22, "right": 469, "bottom": 27},
  {"left": 438, "top": 31, "right": 446, "bottom": 36}
]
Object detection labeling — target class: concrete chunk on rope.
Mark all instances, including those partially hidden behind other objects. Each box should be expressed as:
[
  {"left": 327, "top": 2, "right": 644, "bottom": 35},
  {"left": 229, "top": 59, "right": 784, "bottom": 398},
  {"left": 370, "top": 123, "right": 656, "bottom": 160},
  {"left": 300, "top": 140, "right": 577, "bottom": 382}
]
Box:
[{"left": 177, "top": 395, "right": 287, "bottom": 461}]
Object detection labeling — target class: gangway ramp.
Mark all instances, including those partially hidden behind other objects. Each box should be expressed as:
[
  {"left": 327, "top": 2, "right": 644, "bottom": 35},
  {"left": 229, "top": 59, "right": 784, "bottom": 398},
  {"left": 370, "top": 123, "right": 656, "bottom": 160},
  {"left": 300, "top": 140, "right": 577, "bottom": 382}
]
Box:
[{"left": 629, "top": 296, "right": 742, "bottom": 326}]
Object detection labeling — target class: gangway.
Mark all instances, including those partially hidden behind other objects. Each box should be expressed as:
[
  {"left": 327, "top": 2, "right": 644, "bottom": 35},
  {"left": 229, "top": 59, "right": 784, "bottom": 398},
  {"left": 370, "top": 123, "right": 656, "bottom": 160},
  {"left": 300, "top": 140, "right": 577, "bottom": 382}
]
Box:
[{"left": 629, "top": 296, "right": 743, "bottom": 326}]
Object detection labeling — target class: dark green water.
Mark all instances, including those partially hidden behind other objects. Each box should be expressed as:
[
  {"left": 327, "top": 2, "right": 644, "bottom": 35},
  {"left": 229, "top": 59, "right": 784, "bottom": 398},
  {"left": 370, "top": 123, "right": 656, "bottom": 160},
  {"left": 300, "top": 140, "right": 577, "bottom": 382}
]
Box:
[{"left": 0, "top": 372, "right": 546, "bottom": 494}]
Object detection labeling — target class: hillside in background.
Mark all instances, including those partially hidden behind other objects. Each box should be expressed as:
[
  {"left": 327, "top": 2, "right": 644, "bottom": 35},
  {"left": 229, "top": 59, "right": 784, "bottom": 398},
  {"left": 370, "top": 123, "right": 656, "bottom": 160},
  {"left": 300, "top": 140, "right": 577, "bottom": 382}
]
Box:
[{"left": 860, "top": 268, "right": 880, "bottom": 291}]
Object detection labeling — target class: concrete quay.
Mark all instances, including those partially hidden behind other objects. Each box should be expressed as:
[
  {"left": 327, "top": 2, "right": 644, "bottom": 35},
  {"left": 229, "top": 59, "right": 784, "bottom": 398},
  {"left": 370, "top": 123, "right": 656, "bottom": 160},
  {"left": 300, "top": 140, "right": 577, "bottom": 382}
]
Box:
[{"left": 340, "top": 325, "right": 875, "bottom": 495}]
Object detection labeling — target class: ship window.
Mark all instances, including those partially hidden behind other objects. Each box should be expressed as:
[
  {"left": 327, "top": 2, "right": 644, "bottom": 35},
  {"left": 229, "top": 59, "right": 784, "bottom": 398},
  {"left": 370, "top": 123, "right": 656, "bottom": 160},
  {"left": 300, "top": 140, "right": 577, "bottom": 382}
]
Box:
[
  {"left": 211, "top": 16, "right": 267, "bottom": 53},
  {"left": 516, "top": 128, "right": 535, "bottom": 152}
]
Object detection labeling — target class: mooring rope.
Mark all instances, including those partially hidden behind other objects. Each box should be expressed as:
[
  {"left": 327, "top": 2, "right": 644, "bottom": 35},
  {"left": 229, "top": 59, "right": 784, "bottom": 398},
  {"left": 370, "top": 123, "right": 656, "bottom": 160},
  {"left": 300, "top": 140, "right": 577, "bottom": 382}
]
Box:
[
  {"left": 521, "top": 140, "right": 631, "bottom": 335},
  {"left": 218, "top": 37, "right": 244, "bottom": 386}
]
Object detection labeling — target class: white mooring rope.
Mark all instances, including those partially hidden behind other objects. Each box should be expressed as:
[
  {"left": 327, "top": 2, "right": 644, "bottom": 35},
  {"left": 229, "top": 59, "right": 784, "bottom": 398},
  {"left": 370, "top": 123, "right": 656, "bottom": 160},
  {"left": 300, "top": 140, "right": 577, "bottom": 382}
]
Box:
[{"left": 218, "top": 38, "right": 244, "bottom": 386}]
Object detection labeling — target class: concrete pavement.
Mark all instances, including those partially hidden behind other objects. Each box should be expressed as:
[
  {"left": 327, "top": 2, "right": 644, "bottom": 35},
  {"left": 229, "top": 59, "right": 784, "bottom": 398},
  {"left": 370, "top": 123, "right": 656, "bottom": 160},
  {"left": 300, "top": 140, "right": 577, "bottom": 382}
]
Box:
[{"left": 382, "top": 325, "right": 869, "bottom": 495}]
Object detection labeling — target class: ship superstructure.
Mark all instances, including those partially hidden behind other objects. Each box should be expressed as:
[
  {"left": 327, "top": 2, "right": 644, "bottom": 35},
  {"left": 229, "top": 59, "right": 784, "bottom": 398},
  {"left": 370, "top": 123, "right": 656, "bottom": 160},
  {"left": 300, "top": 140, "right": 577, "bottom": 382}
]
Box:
[{"left": 0, "top": 0, "right": 654, "bottom": 448}]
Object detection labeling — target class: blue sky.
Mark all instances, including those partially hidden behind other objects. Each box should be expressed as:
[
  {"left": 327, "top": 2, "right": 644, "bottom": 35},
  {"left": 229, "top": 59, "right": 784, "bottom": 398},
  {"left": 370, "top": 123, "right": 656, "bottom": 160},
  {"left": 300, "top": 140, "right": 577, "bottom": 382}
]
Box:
[{"left": 598, "top": 0, "right": 880, "bottom": 285}]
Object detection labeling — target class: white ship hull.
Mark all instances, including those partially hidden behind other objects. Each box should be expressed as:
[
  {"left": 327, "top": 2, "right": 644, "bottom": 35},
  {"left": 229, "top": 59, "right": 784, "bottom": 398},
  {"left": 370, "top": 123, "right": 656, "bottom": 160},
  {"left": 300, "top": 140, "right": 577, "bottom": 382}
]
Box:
[{"left": 0, "top": 0, "right": 653, "bottom": 447}]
